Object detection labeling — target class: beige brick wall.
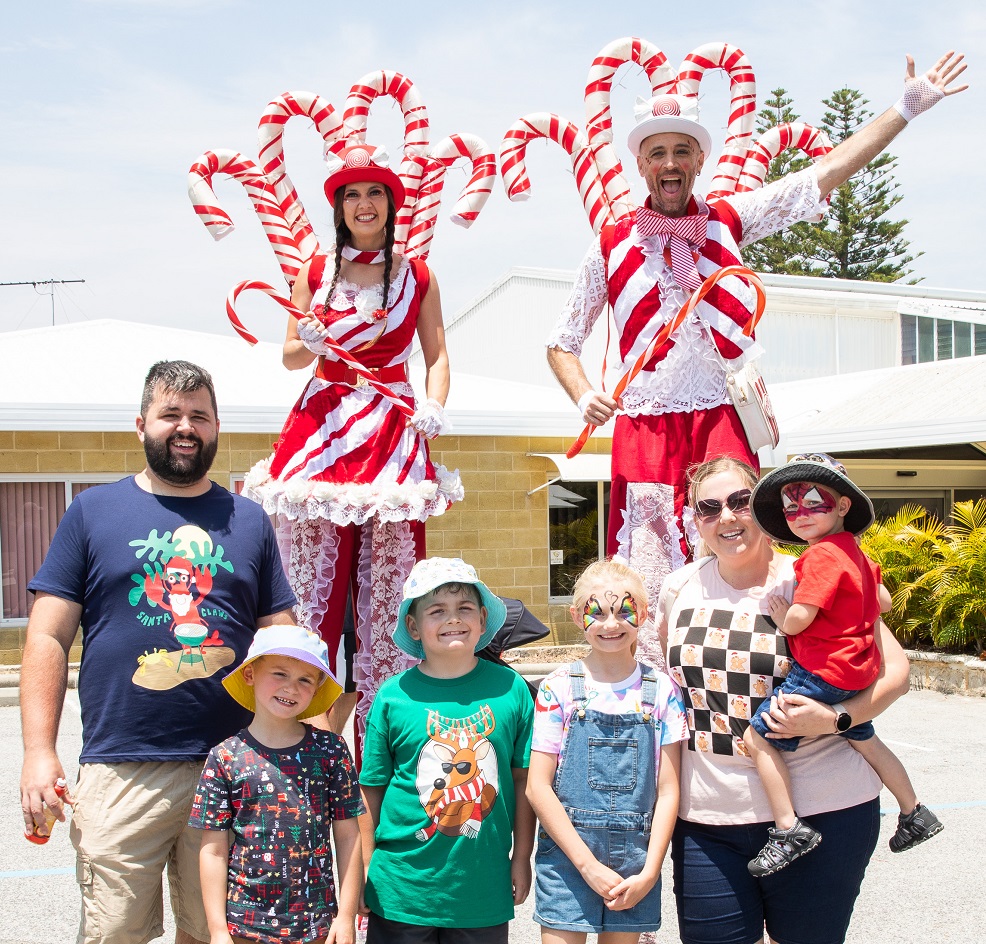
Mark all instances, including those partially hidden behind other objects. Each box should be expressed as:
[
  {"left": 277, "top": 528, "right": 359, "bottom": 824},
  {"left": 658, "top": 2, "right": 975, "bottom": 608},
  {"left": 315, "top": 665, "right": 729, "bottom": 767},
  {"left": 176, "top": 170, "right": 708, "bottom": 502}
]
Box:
[
  {"left": 1, "top": 429, "right": 612, "bottom": 660},
  {"left": 427, "top": 433, "right": 612, "bottom": 645},
  {"left": 0, "top": 430, "right": 278, "bottom": 482}
]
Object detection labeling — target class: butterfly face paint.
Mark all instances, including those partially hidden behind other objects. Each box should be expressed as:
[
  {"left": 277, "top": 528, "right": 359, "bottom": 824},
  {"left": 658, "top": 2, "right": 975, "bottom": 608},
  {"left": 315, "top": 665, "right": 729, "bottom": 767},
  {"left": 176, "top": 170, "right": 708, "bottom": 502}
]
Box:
[
  {"left": 582, "top": 591, "right": 640, "bottom": 631},
  {"left": 781, "top": 482, "right": 839, "bottom": 521},
  {"left": 615, "top": 592, "right": 640, "bottom": 627},
  {"left": 582, "top": 595, "right": 604, "bottom": 631}
]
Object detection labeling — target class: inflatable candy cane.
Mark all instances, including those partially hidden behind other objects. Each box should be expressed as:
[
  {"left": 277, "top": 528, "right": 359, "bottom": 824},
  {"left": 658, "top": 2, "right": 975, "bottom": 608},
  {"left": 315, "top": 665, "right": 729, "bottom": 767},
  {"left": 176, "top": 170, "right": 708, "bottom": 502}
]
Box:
[
  {"left": 584, "top": 36, "right": 677, "bottom": 222},
  {"left": 190, "top": 70, "right": 494, "bottom": 294},
  {"left": 344, "top": 70, "right": 430, "bottom": 249},
  {"left": 736, "top": 122, "right": 832, "bottom": 192},
  {"left": 257, "top": 91, "right": 345, "bottom": 262},
  {"left": 343, "top": 70, "right": 429, "bottom": 152},
  {"left": 187, "top": 148, "right": 305, "bottom": 285},
  {"left": 405, "top": 133, "right": 496, "bottom": 259},
  {"left": 585, "top": 36, "right": 676, "bottom": 143},
  {"left": 501, "top": 112, "right": 614, "bottom": 234},
  {"left": 225, "top": 280, "right": 415, "bottom": 417},
  {"left": 676, "top": 43, "right": 757, "bottom": 199}
]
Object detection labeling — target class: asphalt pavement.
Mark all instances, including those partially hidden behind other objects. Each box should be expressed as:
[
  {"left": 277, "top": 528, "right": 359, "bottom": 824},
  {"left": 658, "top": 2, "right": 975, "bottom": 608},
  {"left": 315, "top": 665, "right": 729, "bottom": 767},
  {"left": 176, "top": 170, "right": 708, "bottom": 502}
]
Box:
[{"left": 2, "top": 688, "right": 982, "bottom": 944}]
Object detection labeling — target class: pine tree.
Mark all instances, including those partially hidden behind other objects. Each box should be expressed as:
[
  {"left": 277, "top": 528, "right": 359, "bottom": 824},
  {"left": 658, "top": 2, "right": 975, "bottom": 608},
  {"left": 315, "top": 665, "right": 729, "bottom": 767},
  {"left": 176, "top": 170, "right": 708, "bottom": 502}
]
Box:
[
  {"left": 743, "top": 87, "right": 920, "bottom": 283},
  {"left": 806, "top": 88, "right": 920, "bottom": 282},
  {"left": 742, "top": 89, "right": 818, "bottom": 276}
]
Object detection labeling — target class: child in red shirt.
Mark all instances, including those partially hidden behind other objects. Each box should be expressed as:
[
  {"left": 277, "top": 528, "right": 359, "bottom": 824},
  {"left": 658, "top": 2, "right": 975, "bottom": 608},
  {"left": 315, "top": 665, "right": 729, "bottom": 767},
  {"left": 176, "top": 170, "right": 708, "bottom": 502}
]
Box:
[{"left": 741, "top": 454, "right": 942, "bottom": 877}]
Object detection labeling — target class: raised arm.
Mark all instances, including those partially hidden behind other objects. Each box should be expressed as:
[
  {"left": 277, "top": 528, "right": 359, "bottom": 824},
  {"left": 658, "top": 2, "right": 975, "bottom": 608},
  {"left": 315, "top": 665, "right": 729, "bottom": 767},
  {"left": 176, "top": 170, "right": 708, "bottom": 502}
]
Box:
[
  {"left": 20, "top": 592, "right": 80, "bottom": 836},
  {"left": 814, "top": 51, "right": 967, "bottom": 197}
]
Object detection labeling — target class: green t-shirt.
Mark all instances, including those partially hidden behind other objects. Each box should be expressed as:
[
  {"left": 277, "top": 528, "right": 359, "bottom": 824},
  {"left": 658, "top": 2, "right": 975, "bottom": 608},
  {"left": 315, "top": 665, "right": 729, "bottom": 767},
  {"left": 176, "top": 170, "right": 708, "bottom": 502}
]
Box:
[{"left": 361, "top": 660, "right": 534, "bottom": 928}]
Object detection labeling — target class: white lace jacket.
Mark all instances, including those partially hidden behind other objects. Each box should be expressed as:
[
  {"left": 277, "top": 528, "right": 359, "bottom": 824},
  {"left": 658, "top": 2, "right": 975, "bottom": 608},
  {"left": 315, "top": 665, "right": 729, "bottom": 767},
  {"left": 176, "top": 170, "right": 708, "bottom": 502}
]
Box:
[{"left": 547, "top": 168, "right": 826, "bottom": 416}]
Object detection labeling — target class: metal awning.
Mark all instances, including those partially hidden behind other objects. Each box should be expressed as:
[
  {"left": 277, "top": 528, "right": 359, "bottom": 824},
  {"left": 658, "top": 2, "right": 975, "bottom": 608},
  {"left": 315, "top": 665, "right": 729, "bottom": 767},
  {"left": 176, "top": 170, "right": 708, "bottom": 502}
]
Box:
[{"left": 527, "top": 452, "right": 611, "bottom": 494}]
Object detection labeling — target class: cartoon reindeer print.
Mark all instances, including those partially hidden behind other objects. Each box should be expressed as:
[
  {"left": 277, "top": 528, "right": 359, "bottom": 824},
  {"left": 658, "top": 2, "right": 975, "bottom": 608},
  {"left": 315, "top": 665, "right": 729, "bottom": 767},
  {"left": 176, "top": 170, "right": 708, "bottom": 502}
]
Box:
[{"left": 415, "top": 707, "right": 499, "bottom": 842}]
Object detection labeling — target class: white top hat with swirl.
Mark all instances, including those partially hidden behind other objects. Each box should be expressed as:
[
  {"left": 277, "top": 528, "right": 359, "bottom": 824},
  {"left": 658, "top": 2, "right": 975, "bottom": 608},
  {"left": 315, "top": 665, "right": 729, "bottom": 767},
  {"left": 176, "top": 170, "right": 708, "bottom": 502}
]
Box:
[{"left": 627, "top": 93, "right": 712, "bottom": 157}]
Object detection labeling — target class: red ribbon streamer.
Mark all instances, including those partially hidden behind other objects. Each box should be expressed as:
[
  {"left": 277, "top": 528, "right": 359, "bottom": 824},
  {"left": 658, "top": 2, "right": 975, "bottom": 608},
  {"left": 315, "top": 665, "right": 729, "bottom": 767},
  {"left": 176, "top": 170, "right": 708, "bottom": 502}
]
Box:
[
  {"left": 225, "top": 280, "right": 414, "bottom": 418},
  {"left": 566, "top": 265, "right": 766, "bottom": 459}
]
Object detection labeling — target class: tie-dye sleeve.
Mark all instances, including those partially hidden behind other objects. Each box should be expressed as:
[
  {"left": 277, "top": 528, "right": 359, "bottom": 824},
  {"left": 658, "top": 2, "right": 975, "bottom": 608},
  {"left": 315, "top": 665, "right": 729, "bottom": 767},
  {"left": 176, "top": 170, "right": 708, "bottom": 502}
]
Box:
[
  {"left": 657, "top": 676, "right": 689, "bottom": 746},
  {"left": 531, "top": 670, "right": 572, "bottom": 756}
]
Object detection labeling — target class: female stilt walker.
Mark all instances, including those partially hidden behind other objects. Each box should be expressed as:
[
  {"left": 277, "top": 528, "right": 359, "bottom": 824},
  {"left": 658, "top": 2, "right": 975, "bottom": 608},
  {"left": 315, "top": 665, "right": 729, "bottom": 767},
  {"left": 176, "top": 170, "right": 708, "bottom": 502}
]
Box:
[{"left": 245, "top": 142, "right": 461, "bottom": 750}]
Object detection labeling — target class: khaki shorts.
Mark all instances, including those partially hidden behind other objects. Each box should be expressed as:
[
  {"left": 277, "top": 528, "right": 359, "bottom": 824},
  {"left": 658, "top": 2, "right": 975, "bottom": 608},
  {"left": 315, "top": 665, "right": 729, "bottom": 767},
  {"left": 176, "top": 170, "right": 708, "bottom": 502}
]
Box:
[{"left": 69, "top": 760, "right": 209, "bottom": 944}]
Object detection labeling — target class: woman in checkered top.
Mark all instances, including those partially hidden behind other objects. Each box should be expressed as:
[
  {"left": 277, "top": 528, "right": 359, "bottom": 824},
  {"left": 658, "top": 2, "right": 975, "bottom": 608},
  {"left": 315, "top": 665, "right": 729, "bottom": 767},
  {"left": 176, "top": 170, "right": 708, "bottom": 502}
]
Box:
[{"left": 655, "top": 457, "right": 912, "bottom": 944}]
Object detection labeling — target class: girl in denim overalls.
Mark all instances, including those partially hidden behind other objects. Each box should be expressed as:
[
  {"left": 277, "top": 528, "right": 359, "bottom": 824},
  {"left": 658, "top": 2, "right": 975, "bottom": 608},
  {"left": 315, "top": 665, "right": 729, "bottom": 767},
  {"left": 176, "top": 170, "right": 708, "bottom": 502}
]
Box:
[{"left": 528, "top": 560, "right": 688, "bottom": 943}]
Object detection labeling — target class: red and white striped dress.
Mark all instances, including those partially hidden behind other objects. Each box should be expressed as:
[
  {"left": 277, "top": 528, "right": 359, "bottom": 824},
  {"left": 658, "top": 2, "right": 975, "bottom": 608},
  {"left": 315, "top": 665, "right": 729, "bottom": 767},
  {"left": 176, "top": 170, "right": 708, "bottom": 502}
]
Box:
[{"left": 245, "top": 256, "right": 462, "bottom": 525}]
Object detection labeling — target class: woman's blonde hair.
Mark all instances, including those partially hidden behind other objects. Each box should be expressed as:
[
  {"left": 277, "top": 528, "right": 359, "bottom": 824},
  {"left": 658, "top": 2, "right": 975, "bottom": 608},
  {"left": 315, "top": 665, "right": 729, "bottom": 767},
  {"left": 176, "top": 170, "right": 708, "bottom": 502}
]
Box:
[
  {"left": 571, "top": 559, "right": 648, "bottom": 614},
  {"left": 686, "top": 456, "right": 759, "bottom": 506},
  {"left": 685, "top": 457, "right": 761, "bottom": 559}
]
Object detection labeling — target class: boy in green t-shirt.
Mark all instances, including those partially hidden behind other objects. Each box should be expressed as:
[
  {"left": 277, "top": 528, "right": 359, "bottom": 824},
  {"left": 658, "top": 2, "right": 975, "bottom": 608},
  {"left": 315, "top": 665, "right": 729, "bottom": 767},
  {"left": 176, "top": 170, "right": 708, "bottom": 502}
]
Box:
[{"left": 359, "top": 557, "right": 536, "bottom": 943}]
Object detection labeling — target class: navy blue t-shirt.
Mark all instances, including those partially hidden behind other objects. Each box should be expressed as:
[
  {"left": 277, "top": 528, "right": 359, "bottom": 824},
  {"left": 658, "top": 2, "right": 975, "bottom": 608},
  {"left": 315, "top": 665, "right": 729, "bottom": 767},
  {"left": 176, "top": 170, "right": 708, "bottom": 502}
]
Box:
[{"left": 29, "top": 477, "right": 296, "bottom": 763}]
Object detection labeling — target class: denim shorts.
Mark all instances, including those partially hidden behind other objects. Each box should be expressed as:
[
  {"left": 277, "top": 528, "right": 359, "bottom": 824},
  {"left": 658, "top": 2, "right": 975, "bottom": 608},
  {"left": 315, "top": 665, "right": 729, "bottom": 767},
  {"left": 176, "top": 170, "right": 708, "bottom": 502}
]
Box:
[
  {"left": 671, "top": 799, "right": 880, "bottom": 944},
  {"left": 533, "top": 812, "right": 662, "bottom": 933},
  {"left": 748, "top": 661, "right": 875, "bottom": 752}
]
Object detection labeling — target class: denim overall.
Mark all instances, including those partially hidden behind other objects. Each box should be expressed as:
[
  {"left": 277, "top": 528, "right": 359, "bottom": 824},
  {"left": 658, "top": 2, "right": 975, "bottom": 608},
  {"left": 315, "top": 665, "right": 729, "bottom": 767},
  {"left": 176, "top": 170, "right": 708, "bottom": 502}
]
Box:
[{"left": 533, "top": 661, "right": 664, "bottom": 933}]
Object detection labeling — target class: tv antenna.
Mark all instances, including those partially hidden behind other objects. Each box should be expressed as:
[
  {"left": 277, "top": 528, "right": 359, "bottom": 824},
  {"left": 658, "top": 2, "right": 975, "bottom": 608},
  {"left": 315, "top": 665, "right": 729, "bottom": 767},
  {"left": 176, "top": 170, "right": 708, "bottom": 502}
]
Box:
[{"left": 0, "top": 279, "right": 86, "bottom": 326}]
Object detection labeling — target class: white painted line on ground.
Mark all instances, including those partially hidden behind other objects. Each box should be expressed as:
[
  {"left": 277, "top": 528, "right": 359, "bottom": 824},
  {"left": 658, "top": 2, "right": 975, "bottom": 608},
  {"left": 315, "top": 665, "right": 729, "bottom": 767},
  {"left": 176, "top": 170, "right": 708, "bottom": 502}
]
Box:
[{"left": 881, "top": 738, "right": 935, "bottom": 753}]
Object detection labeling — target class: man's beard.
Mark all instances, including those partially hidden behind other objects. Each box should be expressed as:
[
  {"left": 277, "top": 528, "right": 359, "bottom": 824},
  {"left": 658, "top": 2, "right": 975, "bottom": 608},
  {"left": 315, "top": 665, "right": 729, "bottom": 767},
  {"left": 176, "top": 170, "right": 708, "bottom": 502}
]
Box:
[{"left": 143, "top": 432, "right": 218, "bottom": 487}]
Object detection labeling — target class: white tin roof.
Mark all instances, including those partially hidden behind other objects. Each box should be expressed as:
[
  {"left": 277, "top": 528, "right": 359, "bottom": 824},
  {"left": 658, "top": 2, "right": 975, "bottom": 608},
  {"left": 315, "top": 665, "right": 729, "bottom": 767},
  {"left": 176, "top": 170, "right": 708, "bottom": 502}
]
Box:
[{"left": 1, "top": 316, "right": 984, "bottom": 457}]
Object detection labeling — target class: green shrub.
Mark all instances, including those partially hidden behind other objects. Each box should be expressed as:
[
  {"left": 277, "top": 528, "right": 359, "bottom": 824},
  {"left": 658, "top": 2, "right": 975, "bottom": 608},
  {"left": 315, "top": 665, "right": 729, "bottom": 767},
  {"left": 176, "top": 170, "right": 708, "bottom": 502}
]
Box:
[
  {"left": 773, "top": 501, "right": 986, "bottom": 654},
  {"left": 861, "top": 501, "right": 986, "bottom": 655}
]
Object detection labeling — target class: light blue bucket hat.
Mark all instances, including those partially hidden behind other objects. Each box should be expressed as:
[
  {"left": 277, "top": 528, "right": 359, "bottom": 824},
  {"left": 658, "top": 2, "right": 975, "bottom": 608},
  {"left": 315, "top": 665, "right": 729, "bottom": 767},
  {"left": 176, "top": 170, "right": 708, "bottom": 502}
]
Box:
[{"left": 394, "top": 557, "right": 506, "bottom": 659}]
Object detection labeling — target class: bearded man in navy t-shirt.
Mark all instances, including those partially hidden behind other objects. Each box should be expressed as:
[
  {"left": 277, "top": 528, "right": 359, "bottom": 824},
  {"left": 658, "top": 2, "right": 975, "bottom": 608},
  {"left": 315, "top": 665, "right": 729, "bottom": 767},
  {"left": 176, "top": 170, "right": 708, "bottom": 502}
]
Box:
[{"left": 19, "top": 360, "right": 296, "bottom": 944}]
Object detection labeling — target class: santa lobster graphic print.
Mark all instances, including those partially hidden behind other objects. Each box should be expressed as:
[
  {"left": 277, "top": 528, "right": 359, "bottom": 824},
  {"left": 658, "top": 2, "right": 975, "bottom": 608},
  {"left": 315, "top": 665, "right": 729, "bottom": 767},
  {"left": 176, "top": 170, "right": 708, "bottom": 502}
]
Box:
[{"left": 26, "top": 478, "right": 295, "bottom": 763}]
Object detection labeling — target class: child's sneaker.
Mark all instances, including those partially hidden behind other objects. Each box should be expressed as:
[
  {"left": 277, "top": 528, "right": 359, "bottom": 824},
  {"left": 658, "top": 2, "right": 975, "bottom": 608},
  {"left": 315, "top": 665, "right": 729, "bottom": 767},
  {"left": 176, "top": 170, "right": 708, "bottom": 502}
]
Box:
[
  {"left": 889, "top": 803, "right": 943, "bottom": 853},
  {"left": 748, "top": 818, "right": 822, "bottom": 877}
]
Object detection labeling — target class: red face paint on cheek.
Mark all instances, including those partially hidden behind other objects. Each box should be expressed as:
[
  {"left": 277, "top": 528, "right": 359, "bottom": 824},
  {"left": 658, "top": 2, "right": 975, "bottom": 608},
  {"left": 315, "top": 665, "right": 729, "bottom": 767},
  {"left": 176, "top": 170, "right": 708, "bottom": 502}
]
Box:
[{"left": 781, "top": 483, "right": 838, "bottom": 521}]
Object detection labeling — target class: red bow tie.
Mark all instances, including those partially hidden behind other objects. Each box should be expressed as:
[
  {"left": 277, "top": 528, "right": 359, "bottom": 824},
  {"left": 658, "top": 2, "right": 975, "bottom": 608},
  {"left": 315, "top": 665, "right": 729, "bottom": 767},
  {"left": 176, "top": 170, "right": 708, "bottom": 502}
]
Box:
[{"left": 635, "top": 207, "right": 708, "bottom": 292}]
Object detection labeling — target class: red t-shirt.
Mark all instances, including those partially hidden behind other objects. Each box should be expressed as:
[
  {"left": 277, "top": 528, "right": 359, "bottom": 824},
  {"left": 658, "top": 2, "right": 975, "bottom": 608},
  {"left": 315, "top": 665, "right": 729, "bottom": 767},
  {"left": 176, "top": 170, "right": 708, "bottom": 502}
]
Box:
[{"left": 789, "top": 531, "right": 882, "bottom": 689}]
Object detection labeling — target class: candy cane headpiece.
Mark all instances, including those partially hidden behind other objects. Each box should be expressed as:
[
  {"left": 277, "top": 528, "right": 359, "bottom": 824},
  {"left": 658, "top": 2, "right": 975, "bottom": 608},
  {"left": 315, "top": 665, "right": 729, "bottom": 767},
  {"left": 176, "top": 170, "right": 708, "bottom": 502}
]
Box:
[
  {"left": 502, "top": 37, "right": 832, "bottom": 234},
  {"left": 322, "top": 142, "right": 406, "bottom": 209},
  {"left": 627, "top": 94, "right": 712, "bottom": 156}
]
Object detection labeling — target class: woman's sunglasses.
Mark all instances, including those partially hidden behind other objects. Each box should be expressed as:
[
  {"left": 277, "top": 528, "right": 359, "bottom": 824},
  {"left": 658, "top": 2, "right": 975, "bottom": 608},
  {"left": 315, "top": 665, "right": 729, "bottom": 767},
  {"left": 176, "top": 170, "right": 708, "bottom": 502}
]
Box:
[{"left": 693, "top": 488, "right": 752, "bottom": 520}]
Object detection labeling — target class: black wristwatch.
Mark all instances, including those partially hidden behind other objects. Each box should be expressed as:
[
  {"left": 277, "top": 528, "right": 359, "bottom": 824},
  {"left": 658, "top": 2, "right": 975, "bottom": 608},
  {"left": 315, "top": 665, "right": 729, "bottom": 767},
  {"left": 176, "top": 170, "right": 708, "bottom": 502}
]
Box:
[{"left": 832, "top": 703, "right": 853, "bottom": 733}]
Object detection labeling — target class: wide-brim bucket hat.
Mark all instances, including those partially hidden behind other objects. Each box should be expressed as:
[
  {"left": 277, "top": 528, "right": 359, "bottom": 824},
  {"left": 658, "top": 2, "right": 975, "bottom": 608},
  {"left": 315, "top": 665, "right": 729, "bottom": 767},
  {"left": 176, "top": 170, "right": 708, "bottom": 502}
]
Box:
[
  {"left": 627, "top": 93, "right": 713, "bottom": 157},
  {"left": 751, "top": 453, "right": 875, "bottom": 544},
  {"left": 223, "top": 624, "right": 342, "bottom": 720},
  {"left": 323, "top": 142, "right": 406, "bottom": 209},
  {"left": 394, "top": 557, "right": 506, "bottom": 659}
]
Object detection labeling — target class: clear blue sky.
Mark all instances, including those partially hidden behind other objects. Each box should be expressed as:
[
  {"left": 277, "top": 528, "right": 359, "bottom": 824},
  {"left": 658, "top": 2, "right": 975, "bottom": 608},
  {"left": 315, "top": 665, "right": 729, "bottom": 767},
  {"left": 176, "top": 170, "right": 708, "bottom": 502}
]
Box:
[{"left": 0, "top": 0, "right": 982, "bottom": 341}]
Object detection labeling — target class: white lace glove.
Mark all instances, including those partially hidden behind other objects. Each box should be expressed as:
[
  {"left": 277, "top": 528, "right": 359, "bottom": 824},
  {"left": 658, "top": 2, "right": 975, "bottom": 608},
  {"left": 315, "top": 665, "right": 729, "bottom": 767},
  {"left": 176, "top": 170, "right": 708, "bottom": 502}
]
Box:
[
  {"left": 409, "top": 398, "right": 449, "bottom": 440},
  {"left": 297, "top": 319, "right": 339, "bottom": 359},
  {"left": 893, "top": 75, "right": 944, "bottom": 122}
]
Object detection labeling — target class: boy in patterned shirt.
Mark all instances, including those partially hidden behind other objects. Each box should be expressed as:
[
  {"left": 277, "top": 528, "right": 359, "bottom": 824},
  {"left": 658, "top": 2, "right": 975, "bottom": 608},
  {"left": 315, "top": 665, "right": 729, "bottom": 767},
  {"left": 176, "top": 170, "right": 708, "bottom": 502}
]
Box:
[
  {"left": 744, "top": 454, "right": 943, "bottom": 878},
  {"left": 189, "top": 624, "right": 363, "bottom": 944}
]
